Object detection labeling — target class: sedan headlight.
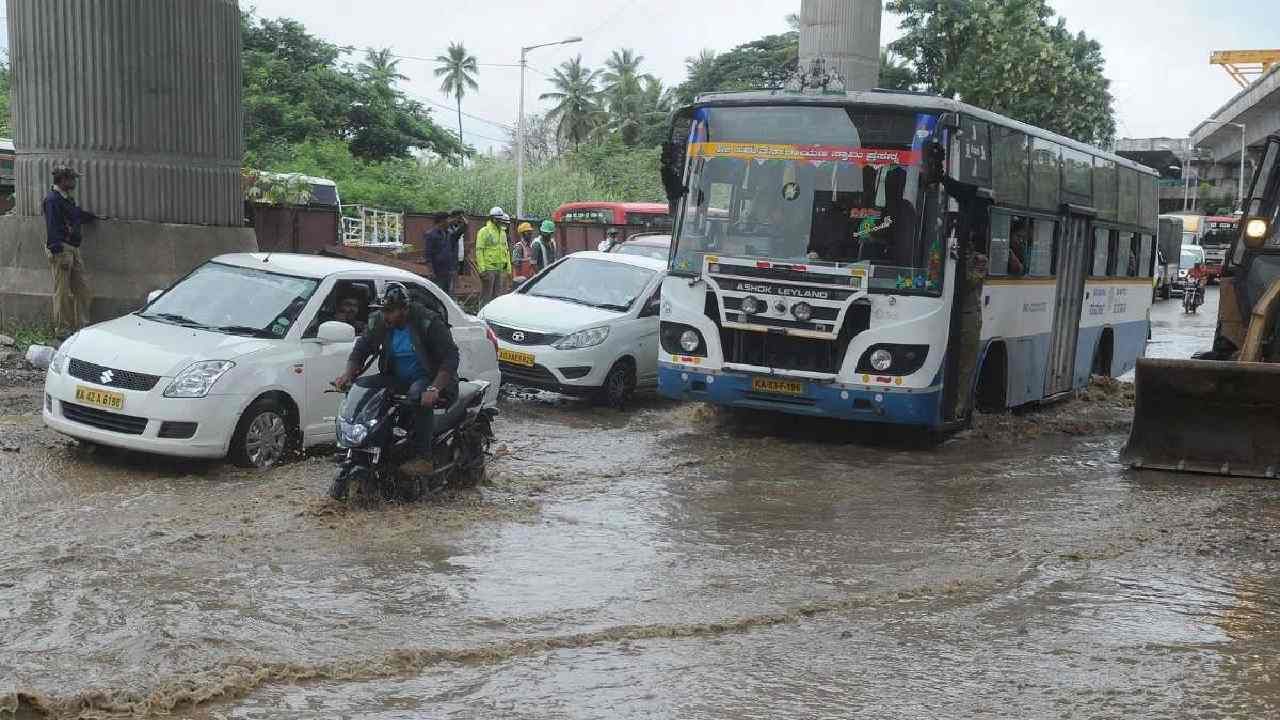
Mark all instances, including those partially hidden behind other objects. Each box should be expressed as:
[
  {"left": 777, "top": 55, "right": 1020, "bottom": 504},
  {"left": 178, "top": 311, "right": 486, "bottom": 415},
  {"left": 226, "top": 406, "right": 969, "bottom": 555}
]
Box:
[
  {"left": 870, "top": 349, "right": 894, "bottom": 372},
  {"left": 48, "top": 332, "right": 80, "bottom": 375},
  {"left": 163, "top": 360, "right": 235, "bottom": 398},
  {"left": 554, "top": 326, "right": 610, "bottom": 350},
  {"left": 338, "top": 419, "right": 368, "bottom": 447}
]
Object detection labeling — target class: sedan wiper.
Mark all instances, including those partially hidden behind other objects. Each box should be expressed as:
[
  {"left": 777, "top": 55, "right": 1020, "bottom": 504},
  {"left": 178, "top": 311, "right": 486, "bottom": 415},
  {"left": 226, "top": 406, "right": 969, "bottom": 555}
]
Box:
[
  {"left": 142, "top": 312, "right": 207, "bottom": 328},
  {"left": 214, "top": 325, "right": 276, "bottom": 338},
  {"left": 532, "top": 293, "right": 594, "bottom": 308},
  {"left": 595, "top": 302, "right": 631, "bottom": 312}
]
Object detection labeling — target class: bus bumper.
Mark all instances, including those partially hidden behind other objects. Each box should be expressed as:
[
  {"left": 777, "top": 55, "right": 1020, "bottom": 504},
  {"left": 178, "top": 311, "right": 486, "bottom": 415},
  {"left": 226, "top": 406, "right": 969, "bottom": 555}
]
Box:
[{"left": 658, "top": 364, "right": 942, "bottom": 427}]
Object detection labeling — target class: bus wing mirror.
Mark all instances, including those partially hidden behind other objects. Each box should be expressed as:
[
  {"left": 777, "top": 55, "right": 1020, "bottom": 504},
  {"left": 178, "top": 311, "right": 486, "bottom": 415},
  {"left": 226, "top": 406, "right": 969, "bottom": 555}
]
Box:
[
  {"left": 661, "top": 141, "right": 686, "bottom": 214},
  {"left": 924, "top": 140, "right": 946, "bottom": 186}
]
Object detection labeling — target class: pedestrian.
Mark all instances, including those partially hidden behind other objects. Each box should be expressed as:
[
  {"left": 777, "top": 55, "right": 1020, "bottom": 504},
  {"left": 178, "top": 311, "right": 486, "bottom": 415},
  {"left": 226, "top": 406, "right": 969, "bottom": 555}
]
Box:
[
  {"left": 423, "top": 211, "right": 456, "bottom": 293},
  {"left": 476, "top": 207, "right": 512, "bottom": 307},
  {"left": 598, "top": 227, "right": 621, "bottom": 252},
  {"left": 512, "top": 222, "right": 534, "bottom": 280},
  {"left": 531, "top": 219, "right": 558, "bottom": 273},
  {"left": 447, "top": 210, "right": 468, "bottom": 276},
  {"left": 43, "top": 167, "right": 100, "bottom": 339}
]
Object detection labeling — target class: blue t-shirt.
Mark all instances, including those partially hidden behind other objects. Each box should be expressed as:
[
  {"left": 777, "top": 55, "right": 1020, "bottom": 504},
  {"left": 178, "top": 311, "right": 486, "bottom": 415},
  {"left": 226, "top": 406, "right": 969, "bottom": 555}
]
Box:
[{"left": 390, "top": 327, "right": 425, "bottom": 382}]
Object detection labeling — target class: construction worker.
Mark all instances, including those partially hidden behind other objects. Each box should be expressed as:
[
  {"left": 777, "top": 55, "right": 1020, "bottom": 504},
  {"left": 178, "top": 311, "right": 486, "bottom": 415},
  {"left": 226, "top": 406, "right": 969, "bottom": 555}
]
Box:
[
  {"left": 512, "top": 222, "right": 535, "bottom": 280},
  {"left": 43, "top": 167, "right": 100, "bottom": 338},
  {"left": 476, "top": 207, "right": 512, "bottom": 307},
  {"left": 531, "top": 219, "right": 558, "bottom": 273}
]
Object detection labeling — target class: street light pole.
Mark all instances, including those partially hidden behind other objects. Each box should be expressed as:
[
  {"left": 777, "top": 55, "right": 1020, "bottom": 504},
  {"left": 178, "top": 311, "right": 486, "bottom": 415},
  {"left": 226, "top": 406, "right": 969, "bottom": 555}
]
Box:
[
  {"left": 1202, "top": 119, "right": 1247, "bottom": 212},
  {"left": 515, "top": 36, "right": 582, "bottom": 220}
]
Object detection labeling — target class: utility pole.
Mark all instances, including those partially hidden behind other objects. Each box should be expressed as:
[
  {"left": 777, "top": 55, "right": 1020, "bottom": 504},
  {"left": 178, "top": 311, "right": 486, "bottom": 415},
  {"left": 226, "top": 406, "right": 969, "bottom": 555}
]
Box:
[{"left": 516, "top": 36, "right": 581, "bottom": 220}]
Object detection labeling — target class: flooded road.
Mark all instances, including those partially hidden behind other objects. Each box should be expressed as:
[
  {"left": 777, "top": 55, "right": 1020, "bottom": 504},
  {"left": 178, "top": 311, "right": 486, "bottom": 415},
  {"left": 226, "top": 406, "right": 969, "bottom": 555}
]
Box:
[{"left": 7, "top": 289, "right": 1280, "bottom": 718}]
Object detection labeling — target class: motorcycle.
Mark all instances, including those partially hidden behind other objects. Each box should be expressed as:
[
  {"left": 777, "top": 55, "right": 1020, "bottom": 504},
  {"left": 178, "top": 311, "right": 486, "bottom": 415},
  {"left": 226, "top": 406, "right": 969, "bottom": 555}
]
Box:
[
  {"left": 1183, "top": 281, "right": 1204, "bottom": 314},
  {"left": 329, "top": 378, "right": 495, "bottom": 502}
]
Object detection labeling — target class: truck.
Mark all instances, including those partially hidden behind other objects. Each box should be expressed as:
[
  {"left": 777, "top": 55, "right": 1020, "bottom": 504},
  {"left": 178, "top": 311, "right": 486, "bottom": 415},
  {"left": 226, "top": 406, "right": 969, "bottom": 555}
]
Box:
[{"left": 1155, "top": 216, "right": 1183, "bottom": 298}]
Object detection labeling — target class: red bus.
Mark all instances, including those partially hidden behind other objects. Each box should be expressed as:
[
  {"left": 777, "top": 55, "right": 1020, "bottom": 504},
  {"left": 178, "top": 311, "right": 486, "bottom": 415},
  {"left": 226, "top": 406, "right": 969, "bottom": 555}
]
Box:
[{"left": 552, "top": 201, "right": 672, "bottom": 230}]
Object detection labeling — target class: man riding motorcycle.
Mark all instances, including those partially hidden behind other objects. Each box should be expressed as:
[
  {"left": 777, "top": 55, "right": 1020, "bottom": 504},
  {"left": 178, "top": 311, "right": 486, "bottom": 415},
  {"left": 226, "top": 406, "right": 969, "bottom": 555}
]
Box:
[{"left": 331, "top": 283, "right": 459, "bottom": 499}]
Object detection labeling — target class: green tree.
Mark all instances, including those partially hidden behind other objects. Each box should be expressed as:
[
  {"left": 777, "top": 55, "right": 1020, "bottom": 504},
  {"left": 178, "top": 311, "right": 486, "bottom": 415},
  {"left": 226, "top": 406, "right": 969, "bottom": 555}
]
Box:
[
  {"left": 539, "top": 55, "right": 602, "bottom": 151},
  {"left": 878, "top": 50, "right": 916, "bottom": 92},
  {"left": 0, "top": 61, "right": 10, "bottom": 137},
  {"left": 602, "top": 49, "right": 654, "bottom": 145},
  {"left": 887, "top": 0, "right": 1116, "bottom": 145},
  {"left": 357, "top": 48, "right": 408, "bottom": 93},
  {"left": 434, "top": 42, "right": 480, "bottom": 145},
  {"left": 675, "top": 32, "right": 799, "bottom": 103}
]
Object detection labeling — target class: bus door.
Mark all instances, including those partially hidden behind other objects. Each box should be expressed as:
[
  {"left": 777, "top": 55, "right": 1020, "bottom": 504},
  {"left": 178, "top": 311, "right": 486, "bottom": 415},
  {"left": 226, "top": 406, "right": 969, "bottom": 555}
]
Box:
[{"left": 1045, "top": 207, "right": 1094, "bottom": 396}]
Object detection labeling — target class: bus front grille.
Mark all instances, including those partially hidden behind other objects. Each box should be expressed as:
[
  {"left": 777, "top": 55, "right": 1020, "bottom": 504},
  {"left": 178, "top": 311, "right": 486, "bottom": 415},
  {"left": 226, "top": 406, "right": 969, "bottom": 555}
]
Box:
[{"left": 718, "top": 329, "right": 842, "bottom": 374}]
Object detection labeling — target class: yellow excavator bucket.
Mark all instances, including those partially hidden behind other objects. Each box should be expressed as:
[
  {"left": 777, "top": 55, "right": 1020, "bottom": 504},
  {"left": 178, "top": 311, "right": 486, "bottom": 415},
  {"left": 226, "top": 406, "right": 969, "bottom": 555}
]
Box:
[{"left": 1121, "top": 358, "right": 1280, "bottom": 478}]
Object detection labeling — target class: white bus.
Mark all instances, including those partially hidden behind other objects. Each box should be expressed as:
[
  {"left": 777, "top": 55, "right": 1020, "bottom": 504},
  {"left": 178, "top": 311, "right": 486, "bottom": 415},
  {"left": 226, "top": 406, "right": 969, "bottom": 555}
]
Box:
[{"left": 655, "top": 90, "right": 1159, "bottom": 430}]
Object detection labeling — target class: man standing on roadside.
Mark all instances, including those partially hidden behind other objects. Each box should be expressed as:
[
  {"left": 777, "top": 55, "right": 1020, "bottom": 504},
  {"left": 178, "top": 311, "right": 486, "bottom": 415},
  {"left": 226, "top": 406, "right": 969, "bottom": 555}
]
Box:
[
  {"left": 531, "top": 219, "right": 558, "bottom": 274},
  {"left": 476, "top": 207, "right": 512, "bottom": 307},
  {"left": 423, "top": 212, "right": 456, "bottom": 293},
  {"left": 43, "top": 167, "right": 100, "bottom": 338}
]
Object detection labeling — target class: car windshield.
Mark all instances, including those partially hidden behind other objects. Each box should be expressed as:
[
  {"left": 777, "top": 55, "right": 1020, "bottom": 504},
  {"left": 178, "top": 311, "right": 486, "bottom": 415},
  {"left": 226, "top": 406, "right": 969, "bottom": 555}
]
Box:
[
  {"left": 670, "top": 105, "right": 943, "bottom": 294},
  {"left": 523, "top": 257, "right": 655, "bottom": 311},
  {"left": 1181, "top": 248, "right": 1203, "bottom": 268},
  {"left": 614, "top": 242, "right": 670, "bottom": 261},
  {"left": 140, "top": 262, "right": 319, "bottom": 338}
]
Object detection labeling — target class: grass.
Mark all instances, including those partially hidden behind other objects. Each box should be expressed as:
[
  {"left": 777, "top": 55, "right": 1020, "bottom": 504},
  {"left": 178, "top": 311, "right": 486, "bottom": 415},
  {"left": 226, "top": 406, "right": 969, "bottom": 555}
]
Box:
[{"left": 0, "top": 322, "right": 57, "bottom": 351}]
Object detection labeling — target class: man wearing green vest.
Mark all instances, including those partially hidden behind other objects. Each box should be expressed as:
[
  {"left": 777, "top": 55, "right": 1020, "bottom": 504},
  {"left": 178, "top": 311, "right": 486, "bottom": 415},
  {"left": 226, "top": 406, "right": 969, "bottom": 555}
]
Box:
[{"left": 476, "top": 206, "right": 512, "bottom": 308}]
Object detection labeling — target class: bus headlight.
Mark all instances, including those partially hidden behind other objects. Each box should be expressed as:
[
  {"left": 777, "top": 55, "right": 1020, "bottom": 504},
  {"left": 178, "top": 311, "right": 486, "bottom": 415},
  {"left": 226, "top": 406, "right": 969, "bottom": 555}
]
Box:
[
  {"left": 741, "top": 295, "right": 763, "bottom": 315},
  {"left": 679, "top": 330, "right": 701, "bottom": 353},
  {"left": 870, "top": 349, "right": 894, "bottom": 372},
  {"left": 791, "top": 302, "right": 813, "bottom": 322}
]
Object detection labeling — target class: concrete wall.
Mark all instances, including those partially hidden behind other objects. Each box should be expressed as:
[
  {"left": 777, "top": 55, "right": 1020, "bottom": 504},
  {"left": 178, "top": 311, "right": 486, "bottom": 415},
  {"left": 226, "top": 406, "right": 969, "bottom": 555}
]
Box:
[
  {"left": 799, "top": 0, "right": 881, "bottom": 91},
  {"left": 7, "top": 0, "right": 243, "bottom": 226},
  {"left": 0, "top": 217, "right": 257, "bottom": 327}
]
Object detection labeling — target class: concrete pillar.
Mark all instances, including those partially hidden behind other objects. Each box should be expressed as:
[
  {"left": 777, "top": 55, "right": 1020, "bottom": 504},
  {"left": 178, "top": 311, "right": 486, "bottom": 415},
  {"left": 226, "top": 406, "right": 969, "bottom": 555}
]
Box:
[
  {"left": 7, "top": 0, "right": 244, "bottom": 225},
  {"left": 799, "top": 0, "right": 882, "bottom": 91}
]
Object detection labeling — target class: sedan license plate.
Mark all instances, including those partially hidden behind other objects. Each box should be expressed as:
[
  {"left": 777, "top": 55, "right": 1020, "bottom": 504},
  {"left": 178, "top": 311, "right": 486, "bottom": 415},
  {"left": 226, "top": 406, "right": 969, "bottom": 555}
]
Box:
[
  {"left": 75, "top": 385, "right": 125, "bottom": 411},
  {"left": 499, "top": 348, "right": 536, "bottom": 367},
  {"left": 751, "top": 377, "right": 805, "bottom": 396}
]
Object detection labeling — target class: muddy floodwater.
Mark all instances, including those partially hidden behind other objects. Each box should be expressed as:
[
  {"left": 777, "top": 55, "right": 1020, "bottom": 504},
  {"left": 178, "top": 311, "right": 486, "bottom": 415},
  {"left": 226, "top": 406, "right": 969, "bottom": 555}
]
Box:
[{"left": 6, "top": 289, "right": 1280, "bottom": 718}]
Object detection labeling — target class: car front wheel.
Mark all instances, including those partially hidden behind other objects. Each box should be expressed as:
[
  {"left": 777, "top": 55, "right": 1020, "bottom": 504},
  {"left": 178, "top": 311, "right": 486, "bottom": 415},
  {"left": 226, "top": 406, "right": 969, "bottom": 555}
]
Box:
[
  {"left": 229, "top": 398, "right": 293, "bottom": 469},
  {"left": 597, "top": 360, "right": 636, "bottom": 409}
]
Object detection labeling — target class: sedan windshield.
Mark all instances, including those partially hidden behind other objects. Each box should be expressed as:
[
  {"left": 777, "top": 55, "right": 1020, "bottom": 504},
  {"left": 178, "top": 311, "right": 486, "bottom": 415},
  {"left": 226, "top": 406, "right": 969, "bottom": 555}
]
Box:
[
  {"left": 140, "top": 262, "right": 319, "bottom": 338},
  {"left": 613, "top": 242, "right": 670, "bottom": 261},
  {"left": 524, "top": 257, "right": 655, "bottom": 311}
]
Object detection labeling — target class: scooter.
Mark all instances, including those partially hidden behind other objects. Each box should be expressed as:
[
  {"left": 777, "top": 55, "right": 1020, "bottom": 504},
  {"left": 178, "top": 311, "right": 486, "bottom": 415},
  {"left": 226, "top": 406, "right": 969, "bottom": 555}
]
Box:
[
  {"left": 329, "top": 378, "right": 495, "bottom": 502},
  {"left": 1183, "top": 282, "right": 1204, "bottom": 314}
]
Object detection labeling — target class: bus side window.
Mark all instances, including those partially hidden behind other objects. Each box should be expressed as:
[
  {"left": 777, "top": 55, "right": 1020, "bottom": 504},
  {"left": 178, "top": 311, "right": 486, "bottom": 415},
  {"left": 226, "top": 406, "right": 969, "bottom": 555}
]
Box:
[
  {"left": 1112, "top": 231, "right": 1134, "bottom": 277},
  {"left": 1106, "top": 230, "right": 1121, "bottom": 276},
  {"left": 1008, "top": 216, "right": 1032, "bottom": 276},
  {"left": 1138, "top": 234, "right": 1154, "bottom": 278},
  {"left": 988, "top": 213, "right": 1011, "bottom": 277},
  {"left": 1091, "top": 227, "right": 1109, "bottom": 276},
  {"left": 1029, "top": 219, "right": 1055, "bottom": 277}
]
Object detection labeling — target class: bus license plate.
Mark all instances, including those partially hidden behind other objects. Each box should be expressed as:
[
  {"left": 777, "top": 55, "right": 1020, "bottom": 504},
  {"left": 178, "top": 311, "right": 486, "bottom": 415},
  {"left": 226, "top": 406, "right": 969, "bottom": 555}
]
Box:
[
  {"left": 499, "top": 349, "right": 536, "bottom": 367},
  {"left": 75, "top": 385, "right": 125, "bottom": 411},
  {"left": 751, "top": 377, "right": 805, "bottom": 396}
]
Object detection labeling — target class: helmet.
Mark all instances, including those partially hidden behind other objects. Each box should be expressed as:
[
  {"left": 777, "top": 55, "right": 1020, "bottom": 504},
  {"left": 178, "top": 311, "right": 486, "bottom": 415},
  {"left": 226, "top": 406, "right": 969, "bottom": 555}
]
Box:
[
  {"left": 488, "top": 206, "right": 510, "bottom": 222},
  {"left": 540, "top": 220, "right": 556, "bottom": 234},
  {"left": 517, "top": 222, "right": 534, "bottom": 235},
  {"left": 381, "top": 282, "right": 409, "bottom": 311}
]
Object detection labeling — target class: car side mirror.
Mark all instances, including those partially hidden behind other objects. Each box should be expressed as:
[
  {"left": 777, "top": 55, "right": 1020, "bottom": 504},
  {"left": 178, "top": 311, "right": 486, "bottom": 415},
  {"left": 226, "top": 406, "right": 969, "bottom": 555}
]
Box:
[
  {"left": 317, "top": 321, "right": 356, "bottom": 344},
  {"left": 146, "top": 289, "right": 163, "bottom": 305}
]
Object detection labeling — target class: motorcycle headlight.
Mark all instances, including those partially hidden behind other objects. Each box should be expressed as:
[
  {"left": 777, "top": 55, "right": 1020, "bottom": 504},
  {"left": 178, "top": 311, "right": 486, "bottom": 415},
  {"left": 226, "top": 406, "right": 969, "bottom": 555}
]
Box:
[
  {"left": 554, "top": 326, "right": 610, "bottom": 350},
  {"left": 48, "top": 332, "right": 79, "bottom": 375},
  {"left": 870, "top": 349, "right": 894, "bottom": 372},
  {"left": 338, "top": 419, "right": 368, "bottom": 447},
  {"left": 163, "top": 360, "right": 235, "bottom": 398}
]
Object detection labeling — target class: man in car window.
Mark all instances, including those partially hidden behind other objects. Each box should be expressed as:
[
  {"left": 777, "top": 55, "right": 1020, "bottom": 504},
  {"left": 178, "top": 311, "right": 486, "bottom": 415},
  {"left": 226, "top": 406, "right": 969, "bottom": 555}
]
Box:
[
  {"left": 333, "top": 286, "right": 368, "bottom": 335},
  {"left": 332, "top": 283, "right": 459, "bottom": 494}
]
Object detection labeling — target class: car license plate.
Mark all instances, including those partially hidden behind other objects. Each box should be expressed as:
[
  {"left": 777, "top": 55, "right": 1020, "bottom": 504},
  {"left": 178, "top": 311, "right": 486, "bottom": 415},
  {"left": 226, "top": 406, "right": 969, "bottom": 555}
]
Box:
[
  {"left": 499, "top": 348, "right": 536, "bottom": 367},
  {"left": 75, "top": 385, "right": 125, "bottom": 411},
  {"left": 751, "top": 377, "right": 805, "bottom": 396}
]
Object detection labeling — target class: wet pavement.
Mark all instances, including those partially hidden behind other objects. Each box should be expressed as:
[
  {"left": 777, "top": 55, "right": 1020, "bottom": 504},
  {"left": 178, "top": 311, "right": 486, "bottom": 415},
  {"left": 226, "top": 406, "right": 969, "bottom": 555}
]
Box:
[{"left": 7, "top": 288, "right": 1280, "bottom": 718}]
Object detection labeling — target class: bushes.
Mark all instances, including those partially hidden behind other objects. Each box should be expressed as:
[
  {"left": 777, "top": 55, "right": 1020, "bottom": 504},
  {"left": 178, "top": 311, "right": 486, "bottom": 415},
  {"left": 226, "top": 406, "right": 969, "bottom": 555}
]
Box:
[{"left": 262, "top": 139, "right": 665, "bottom": 218}]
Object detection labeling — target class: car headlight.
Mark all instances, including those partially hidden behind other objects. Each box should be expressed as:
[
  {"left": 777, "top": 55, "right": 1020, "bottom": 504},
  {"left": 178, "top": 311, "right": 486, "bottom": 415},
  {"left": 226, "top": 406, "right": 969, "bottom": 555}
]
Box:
[
  {"left": 679, "top": 330, "right": 701, "bottom": 353},
  {"left": 554, "top": 326, "right": 610, "bottom": 350},
  {"left": 338, "top": 419, "right": 368, "bottom": 447},
  {"left": 741, "top": 295, "right": 763, "bottom": 315},
  {"left": 870, "top": 349, "right": 894, "bottom": 372},
  {"left": 163, "top": 360, "right": 235, "bottom": 398},
  {"left": 791, "top": 302, "right": 813, "bottom": 322},
  {"left": 47, "top": 332, "right": 80, "bottom": 375}
]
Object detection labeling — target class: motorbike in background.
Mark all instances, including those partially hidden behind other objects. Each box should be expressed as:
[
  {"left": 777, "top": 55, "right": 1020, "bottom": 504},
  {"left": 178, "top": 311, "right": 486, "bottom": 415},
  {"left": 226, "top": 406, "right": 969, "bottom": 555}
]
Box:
[
  {"left": 330, "top": 378, "right": 495, "bottom": 502},
  {"left": 1183, "top": 281, "right": 1204, "bottom": 314}
]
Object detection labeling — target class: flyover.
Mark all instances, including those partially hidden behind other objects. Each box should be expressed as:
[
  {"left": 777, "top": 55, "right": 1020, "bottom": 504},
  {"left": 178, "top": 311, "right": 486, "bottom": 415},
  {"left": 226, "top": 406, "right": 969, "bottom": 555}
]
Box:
[{"left": 1190, "top": 62, "right": 1280, "bottom": 204}]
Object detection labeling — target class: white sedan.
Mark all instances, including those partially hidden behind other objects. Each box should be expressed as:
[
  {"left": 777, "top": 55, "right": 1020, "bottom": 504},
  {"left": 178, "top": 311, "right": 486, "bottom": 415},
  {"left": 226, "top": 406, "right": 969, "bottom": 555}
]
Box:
[
  {"left": 42, "top": 253, "right": 500, "bottom": 468},
  {"left": 479, "top": 251, "right": 666, "bottom": 406}
]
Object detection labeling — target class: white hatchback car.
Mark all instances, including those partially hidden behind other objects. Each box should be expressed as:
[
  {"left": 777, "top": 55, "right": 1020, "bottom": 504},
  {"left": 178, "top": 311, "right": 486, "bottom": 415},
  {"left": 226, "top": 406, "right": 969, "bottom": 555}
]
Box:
[
  {"left": 479, "top": 251, "right": 666, "bottom": 405},
  {"left": 42, "top": 253, "right": 500, "bottom": 468}
]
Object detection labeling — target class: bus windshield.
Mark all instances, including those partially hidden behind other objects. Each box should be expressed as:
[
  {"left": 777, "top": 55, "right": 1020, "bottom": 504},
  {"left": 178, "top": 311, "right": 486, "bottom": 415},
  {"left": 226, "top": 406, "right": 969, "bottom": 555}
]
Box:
[{"left": 671, "top": 105, "right": 943, "bottom": 293}]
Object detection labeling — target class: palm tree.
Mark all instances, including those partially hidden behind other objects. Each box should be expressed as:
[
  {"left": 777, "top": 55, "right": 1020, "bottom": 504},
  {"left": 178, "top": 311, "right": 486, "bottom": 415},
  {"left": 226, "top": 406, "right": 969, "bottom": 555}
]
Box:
[
  {"left": 358, "top": 48, "right": 408, "bottom": 92},
  {"left": 539, "top": 55, "right": 602, "bottom": 151},
  {"left": 601, "top": 49, "right": 653, "bottom": 145},
  {"left": 434, "top": 42, "right": 479, "bottom": 144}
]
